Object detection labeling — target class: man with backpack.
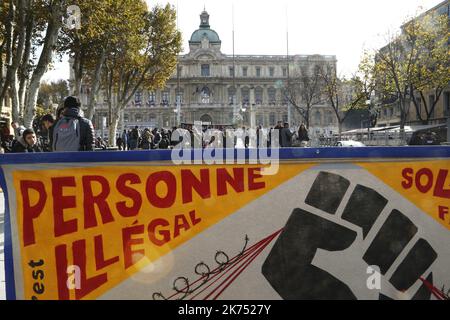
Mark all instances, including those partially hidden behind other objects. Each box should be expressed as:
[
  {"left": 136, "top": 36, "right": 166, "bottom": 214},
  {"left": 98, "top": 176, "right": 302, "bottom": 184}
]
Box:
[{"left": 52, "top": 96, "right": 95, "bottom": 152}]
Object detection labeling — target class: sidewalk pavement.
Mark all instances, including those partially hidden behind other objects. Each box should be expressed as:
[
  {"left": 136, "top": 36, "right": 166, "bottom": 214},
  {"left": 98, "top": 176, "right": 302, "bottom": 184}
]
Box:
[{"left": 1, "top": 193, "right": 6, "bottom": 300}]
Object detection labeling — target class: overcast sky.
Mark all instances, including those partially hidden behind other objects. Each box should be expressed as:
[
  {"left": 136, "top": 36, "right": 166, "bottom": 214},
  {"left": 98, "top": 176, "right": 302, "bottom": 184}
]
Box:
[{"left": 42, "top": 0, "right": 442, "bottom": 82}]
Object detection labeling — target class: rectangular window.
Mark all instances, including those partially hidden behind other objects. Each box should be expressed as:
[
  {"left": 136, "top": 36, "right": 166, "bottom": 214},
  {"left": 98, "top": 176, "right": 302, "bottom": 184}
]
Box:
[
  {"left": 201, "top": 64, "right": 210, "bottom": 77},
  {"left": 268, "top": 88, "right": 276, "bottom": 104},
  {"left": 242, "top": 67, "right": 248, "bottom": 77},
  {"left": 229, "top": 66, "right": 235, "bottom": 77},
  {"left": 282, "top": 67, "right": 287, "bottom": 77},
  {"left": 134, "top": 91, "right": 142, "bottom": 106},
  {"left": 269, "top": 67, "right": 275, "bottom": 77},
  {"left": 162, "top": 91, "right": 170, "bottom": 106},
  {"left": 148, "top": 91, "right": 156, "bottom": 106},
  {"left": 256, "top": 67, "right": 261, "bottom": 77}
]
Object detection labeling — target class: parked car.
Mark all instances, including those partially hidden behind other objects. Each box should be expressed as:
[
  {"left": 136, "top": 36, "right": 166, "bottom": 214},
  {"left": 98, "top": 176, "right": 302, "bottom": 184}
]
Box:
[{"left": 334, "top": 140, "right": 366, "bottom": 147}]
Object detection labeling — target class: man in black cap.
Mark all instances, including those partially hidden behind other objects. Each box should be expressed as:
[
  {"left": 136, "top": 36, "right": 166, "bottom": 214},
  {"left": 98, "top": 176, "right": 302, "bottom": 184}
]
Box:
[{"left": 52, "top": 96, "right": 95, "bottom": 151}]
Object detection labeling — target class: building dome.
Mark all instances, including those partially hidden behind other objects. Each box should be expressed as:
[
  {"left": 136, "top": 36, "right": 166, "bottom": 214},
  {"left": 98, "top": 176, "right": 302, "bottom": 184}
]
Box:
[{"left": 189, "top": 10, "right": 221, "bottom": 44}]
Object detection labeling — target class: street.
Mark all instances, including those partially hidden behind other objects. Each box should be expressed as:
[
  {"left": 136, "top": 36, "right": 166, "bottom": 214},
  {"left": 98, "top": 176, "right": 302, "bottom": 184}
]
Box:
[{"left": 1, "top": 193, "right": 5, "bottom": 300}]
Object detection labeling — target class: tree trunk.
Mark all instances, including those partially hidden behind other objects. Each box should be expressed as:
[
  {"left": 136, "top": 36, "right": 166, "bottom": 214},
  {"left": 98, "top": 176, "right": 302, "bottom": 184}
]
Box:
[
  {"left": 8, "top": 0, "right": 28, "bottom": 123},
  {"left": 338, "top": 121, "right": 342, "bottom": 141},
  {"left": 108, "top": 108, "right": 120, "bottom": 148},
  {"left": 9, "top": 75, "right": 20, "bottom": 122},
  {"left": 305, "top": 106, "right": 310, "bottom": 129},
  {"left": 0, "top": 0, "right": 15, "bottom": 117},
  {"left": 399, "top": 98, "right": 407, "bottom": 144},
  {"left": 71, "top": 44, "right": 83, "bottom": 96},
  {"left": 86, "top": 49, "right": 106, "bottom": 120},
  {"left": 23, "top": 2, "right": 64, "bottom": 127},
  {"left": 18, "top": 5, "right": 34, "bottom": 116},
  {"left": 18, "top": 77, "right": 28, "bottom": 117}
]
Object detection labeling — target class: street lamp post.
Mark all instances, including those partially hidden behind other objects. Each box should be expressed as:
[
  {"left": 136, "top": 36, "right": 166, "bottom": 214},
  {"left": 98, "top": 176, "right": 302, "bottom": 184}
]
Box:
[
  {"left": 176, "top": 95, "right": 181, "bottom": 126},
  {"left": 250, "top": 87, "right": 256, "bottom": 129}
]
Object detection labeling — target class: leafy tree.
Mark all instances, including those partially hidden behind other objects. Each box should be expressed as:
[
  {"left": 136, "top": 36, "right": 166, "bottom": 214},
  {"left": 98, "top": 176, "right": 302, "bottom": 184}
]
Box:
[
  {"left": 37, "top": 79, "right": 68, "bottom": 109},
  {"left": 373, "top": 10, "right": 449, "bottom": 136},
  {"left": 58, "top": 0, "right": 125, "bottom": 119},
  {"left": 321, "top": 54, "right": 375, "bottom": 138},
  {"left": 101, "top": 2, "right": 181, "bottom": 146},
  {"left": 407, "top": 14, "right": 449, "bottom": 124},
  {"left": 0, "top": 0, "right": 68, "bottom": 127}
]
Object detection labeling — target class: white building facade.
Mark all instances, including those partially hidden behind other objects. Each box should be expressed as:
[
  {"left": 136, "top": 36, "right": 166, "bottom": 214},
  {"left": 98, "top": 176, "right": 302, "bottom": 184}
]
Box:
[{"left": 86, "top": 10, "right": 338, "bottom": 136}]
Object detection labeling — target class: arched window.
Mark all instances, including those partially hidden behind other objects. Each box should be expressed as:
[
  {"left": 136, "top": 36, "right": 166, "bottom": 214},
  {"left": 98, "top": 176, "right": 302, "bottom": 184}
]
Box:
[
  {"left": 148, "top": 91, "right": 156, "bottom": 106},
  {"left": 255, "top": 87, "right": 263, "bottom": 105},
  {"left": 241, "top": 86, "right": 249, "bottom": 105},
  {"left": 134, "top": 91, "right": 142, "bottom": 106},
  {"left": 201, "top": 64, "right": 210, "bottom": 77},
  {"left": 176, "top": 89, "right": 184, "bottom": 105},
  {"left": 201, "top": 86, "right": 210, "bottom": 104},
  {"left": 269, "top": 113, "right": 276, "bottom": 126},
  {"left": 228, "top": 87, "right": 236, "bottom": 105},
  {"left": 268, "top": 87, "right": 276, "bottom": 105},
  {"left": 326, "top": 111, "right": 334, "bottom": 125},
  {"left": 162, "top": 90, "right": 170, "bottom": 106}
]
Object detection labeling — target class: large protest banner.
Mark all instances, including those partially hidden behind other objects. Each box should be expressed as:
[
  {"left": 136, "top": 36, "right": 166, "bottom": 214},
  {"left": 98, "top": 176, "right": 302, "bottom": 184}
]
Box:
[{"left": 0, "top": 147, "right": 449, "bottom": 300}]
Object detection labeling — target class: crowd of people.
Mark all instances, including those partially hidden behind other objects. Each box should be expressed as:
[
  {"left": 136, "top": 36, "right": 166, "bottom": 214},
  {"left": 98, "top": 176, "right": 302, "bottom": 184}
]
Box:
[
  {"left": 0, "top": 96, "right": 311, "bottom": 153},
  {"left": 1, "top": 96, "right": 95, "bottom": 153},
  {"left": 115, "top": 120, "right": 310, "bottom": 151}
]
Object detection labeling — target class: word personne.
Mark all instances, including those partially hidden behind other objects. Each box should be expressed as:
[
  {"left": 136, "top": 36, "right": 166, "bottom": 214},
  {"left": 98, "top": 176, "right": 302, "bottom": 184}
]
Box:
[{"left": 20, "top": 167, "right": 266, "bottom": 246}]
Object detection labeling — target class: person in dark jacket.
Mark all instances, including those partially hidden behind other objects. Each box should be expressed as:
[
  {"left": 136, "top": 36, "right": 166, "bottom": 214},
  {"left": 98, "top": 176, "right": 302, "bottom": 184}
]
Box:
[
  {"left": 41, "top": 114, "right": 55, "bottom": 151},
  {"left": 298, "top": 123, "right": 310, "bottom": 147},
  {"left": 121, "top": 129, "right": 128, "bottom": 150},
  {"left": 274, "top": 121, "right": 283, "bottom": 148},
  {"left": 280, "top": 122, "right": 293, "bottom": 147},
  {"left": 11, "top": 128, "right": 42, "bottom": 153},
  {"left": 53, "top": 96, "right": 95, "bottom": 151}
]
